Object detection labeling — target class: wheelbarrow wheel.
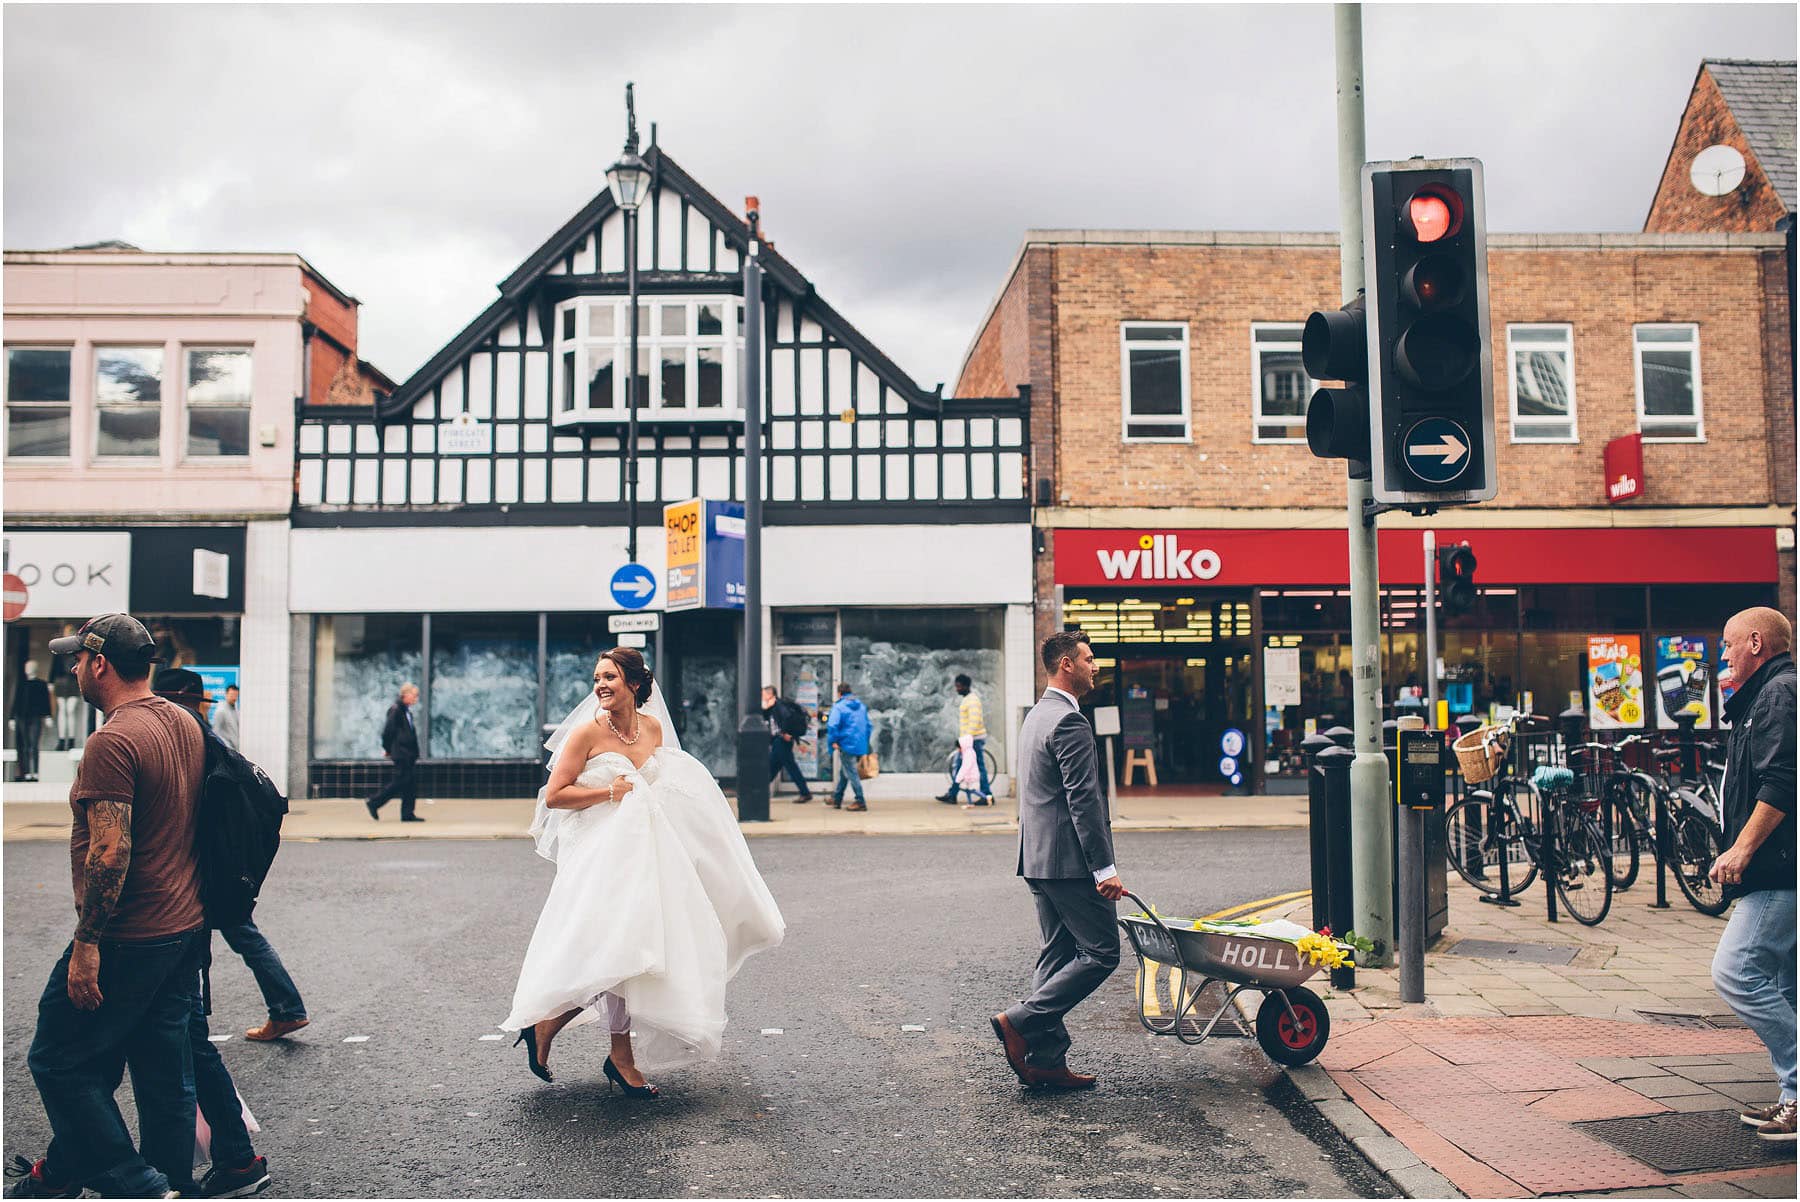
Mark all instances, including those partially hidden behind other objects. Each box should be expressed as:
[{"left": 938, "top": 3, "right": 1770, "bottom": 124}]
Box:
[{"left": 1255, "top": 985, "right": 1330, "bottom": 1066}]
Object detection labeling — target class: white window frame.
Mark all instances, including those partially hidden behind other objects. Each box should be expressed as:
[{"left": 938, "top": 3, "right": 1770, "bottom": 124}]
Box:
[
  {"left": 3, "top": 344, "right": 75, "bottom": 462},
  {"left": 92, "top": 344, "right": 165, "bottom": 461},
  {"left": 1505, "top": 323, "right": 1578, "bottom": 444},
  {"left": 1250, "top": 323, "right": 1314, "bottom": 445},
  {"left": 181, "top": 345, "right": 254, "bottom": 461},
  {"left": 1633, "top": 322, "right": 1704, "bottom": 443},
  {"left": 1119, "top": 321, "right": 1191, "bottom": 443},
  {"left": 553, "top": 296, "right": 743, "bottom": 427}
]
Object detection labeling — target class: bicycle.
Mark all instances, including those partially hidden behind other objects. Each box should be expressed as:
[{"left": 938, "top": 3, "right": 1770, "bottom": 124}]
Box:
[
  {"left": 1565, "top": 741, "right": 1642, "bottom": 891},
  {"left": 1530, "top": 767, "right": 1615, "bottom": 926},
  {"left": 1445, "top": 713, "right": 1544, "bottom": 897},
  {"left": 1603, "top": 734, "right": 1727, "bottom": 916}
]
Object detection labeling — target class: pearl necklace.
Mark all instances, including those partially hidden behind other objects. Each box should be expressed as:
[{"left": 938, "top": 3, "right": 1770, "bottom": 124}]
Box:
[{"left": 601, "top": 706, "right": 641, "bottom": 744}]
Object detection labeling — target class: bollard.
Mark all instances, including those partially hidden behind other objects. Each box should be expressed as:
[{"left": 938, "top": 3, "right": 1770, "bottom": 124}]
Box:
[
  {"left": 1317, "top": 744, "right": 1357, "bottom": 991},
  {"left": 1558, "top": 706, "right": 1586, "bottom": 771},
  {"left": 1303, "top": 732, "right": 1337, "bottom": 930},
  {"left": 1323, "top": 724, "right": 1355, "bottom": 750}
]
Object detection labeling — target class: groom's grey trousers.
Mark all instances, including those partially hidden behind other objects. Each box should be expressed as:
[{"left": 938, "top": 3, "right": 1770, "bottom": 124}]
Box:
[{"left": 1004, "top": 878, "right": 1120, "bottom": 1068}]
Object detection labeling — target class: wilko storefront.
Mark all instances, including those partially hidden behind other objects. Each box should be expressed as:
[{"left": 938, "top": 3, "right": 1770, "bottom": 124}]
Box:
[{"left": 1051, "top": 525, "right": 1783, "bottom": 793}]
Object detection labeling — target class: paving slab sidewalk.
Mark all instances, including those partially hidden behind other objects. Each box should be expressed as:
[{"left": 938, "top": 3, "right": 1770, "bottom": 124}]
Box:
[
  {"left": 1243, "top": 876, "right": 1796, "bottom": 1199},
  {"left": 2, "top": 789, "right": 1308, "bottom": 842}
]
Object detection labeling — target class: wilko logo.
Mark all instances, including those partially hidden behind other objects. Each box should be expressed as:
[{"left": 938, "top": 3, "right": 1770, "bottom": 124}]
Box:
[
  {"left": 1607, "top": 473, "right": 1640, "bottom": 501},
  {"left": 1094, "top": 534, "right": 1221, "bottom": 582}
]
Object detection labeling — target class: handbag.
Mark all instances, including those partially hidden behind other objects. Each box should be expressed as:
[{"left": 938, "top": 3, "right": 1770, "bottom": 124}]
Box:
[{"left": 857, "top": 751, "right": 880, "bottom": 780}]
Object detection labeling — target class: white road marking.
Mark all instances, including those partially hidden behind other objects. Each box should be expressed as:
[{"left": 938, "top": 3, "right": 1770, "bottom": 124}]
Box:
[
  {"left": 343, "top": 1035, "right": 370, "bottom": 1043},
  {"left": 902, "top": 1024, "right": 926, "bottom": 1032},
  {"left": 207, "top": 1034, "right": 231, "bottom": 1043},
  {"left": 478, "top": 1033, "right": 505, "bottom": 1041},
  {"left": 760, "top": 1028, "right": 783, "bottom": 1035}
]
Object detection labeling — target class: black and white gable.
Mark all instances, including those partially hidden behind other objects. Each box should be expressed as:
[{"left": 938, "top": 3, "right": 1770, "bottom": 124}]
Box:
[{"left": 295, "top": 144, "right": 1028, "bottom": 520}]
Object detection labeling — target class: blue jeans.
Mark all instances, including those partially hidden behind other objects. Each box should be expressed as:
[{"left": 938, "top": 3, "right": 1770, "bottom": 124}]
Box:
[
  {"left": 1712, "top": 888, "right": 1797, "bottom": 1100},
  {"left": 218, "top": 919, "right": 306, "bottom": 1022},
  {"left": 951, "top": 737, "right": 993, "bottom": 801},
  {"left": 833, "top": 751, "right": 865, "bottom": 804},
  {"left": 28, "top": 929, "right": 206, "bottom": 1197}
]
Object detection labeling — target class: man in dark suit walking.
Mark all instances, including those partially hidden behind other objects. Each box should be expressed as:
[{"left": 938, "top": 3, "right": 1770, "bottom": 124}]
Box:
[
  {"left": 365, "top": 683, "right": 422, "bottom": 822},
  {"left": 992, "top": 630, "right": 1123, "bottom": 1091}
]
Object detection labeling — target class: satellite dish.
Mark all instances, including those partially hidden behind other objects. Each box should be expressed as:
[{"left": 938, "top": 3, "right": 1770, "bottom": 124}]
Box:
[{"left": 1690, "top": 144, "right": 1747, "bottom": 197}]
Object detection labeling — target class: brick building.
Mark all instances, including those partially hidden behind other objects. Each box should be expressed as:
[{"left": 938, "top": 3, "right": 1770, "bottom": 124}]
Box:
[{"left": 956, "top": 67, "right": 1794, "bottom": 795}]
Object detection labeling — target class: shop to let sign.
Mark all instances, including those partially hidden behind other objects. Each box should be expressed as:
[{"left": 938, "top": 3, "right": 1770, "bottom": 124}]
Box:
[
  {"left": 1586, "top": 635, "right": 1646, "bottom": 729},
  {"left": 663, "top": 498, "right": 745, "bottom": 612}
]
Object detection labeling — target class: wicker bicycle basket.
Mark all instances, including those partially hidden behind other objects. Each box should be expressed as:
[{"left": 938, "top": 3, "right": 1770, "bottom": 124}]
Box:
[{"left": 1452, "top": 725, "right": 1510, "bottom": 785}]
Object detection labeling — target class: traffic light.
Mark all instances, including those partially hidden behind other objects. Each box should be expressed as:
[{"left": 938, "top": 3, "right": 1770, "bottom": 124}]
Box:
[
  {"left": 1437, "top": 542, "right": 1477, "bottom": 616},
  {"left": 1302, "top": 296, "right": 1371, "bottom": 477},
  {"left": 1363, "top": 158, "right": 1495, "bottom": 507}
]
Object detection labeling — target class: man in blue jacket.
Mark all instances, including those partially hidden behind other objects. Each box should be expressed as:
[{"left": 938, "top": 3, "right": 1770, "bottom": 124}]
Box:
[{"left": 826, "top": 683, "right": 871, "bottom": 812}]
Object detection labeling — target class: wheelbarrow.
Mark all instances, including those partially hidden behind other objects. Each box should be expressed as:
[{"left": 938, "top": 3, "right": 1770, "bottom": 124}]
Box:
[{"left": 1118, "top": 891, "right": 1332, "bottom": 1066}]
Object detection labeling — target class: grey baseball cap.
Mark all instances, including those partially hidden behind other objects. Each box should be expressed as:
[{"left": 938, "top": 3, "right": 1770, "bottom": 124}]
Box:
[{"left": 47, "top": 613, "right": 162, "bottom": 667}]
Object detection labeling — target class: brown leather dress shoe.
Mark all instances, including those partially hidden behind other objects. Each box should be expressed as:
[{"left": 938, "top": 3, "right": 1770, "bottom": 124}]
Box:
[
  {"left": 245, "top": 1017, "right": 310, "bottom": 1041},
  {"left": 1033, "top": 1065, "right": 1098, "bottom": 1091},
  {"left": 990, "top": 1013, "right": 1033, "bottom": 1084}
]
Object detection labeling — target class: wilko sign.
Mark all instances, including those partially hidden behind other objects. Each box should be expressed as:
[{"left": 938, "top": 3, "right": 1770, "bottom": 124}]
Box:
[
  {"left": 1091, "top": 534, "right": 1221, "bottom": 582},
  {"left": 1604, "top": 433, "right": 1644, "bottom": 503}
]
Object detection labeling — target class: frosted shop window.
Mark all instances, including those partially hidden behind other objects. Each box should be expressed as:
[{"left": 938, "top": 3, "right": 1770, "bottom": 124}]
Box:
[
  {"left": 4, "top": 346, "right": 72, "bottom": 458},
  {"left": 428, "top": 614, "right": 539, "bottom": 759},
  {"left": 1633, "top": 324, "right": 1703, "bottom": 442},
  {"left": 838, "top": 607, "right": 1006, "bottom": 774},
  {"left": 1506, "top": 324, "right": 1576, "bottom": 443},
  {"left": 1251, "top": 324, "right": 1314, "bottom": 443},
  {"left": 553, "top": 297, "right": 741, "bottom": 425},
  {"left": 1120, "top": 322, "right": 1190, "bottom": 442},
  {"left": 311, "top": 615, "right": 423, "bottom": 759}
]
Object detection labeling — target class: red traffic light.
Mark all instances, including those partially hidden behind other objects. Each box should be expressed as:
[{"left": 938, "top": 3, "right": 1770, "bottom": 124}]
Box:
[{"left": 1403, "top": 186, "right": 1465, "bottom": 244}]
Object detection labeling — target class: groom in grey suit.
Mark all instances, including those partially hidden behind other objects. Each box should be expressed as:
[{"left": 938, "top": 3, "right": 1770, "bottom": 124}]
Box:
[{"left": 992, "top": 630, "right": 1125, "bottom": 1091}]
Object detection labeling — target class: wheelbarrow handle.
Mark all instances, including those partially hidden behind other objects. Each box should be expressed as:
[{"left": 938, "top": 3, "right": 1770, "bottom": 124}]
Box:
[{"left": 1122, "top": 890, "right": 1190, "bottom": 966}]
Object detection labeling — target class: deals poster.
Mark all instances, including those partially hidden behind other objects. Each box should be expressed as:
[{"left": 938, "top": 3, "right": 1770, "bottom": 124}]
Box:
[
  {"left": 1586, "top": 635, "right": 1645, "bottom": 729},
  {"left": 1653, "top": 636, "right": 1713, "bottom": 729}
]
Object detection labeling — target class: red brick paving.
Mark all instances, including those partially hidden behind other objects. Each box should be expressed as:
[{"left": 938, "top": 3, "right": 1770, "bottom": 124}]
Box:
[{"left": 1321, "top": 1014, "right": 1783, "bottom": 1197}]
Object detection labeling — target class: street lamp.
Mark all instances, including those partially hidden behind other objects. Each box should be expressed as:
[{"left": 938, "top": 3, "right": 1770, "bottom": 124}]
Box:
[{"left": 607, "top": 82, "right": 652, "bottom": 565}]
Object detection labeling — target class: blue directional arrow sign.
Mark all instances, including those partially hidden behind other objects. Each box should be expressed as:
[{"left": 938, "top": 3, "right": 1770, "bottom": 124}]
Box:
[
  {"left": 609, "top": 563, "right": 657, "bottom": 611},
  {"left": 1402, "top": 417, "right": 1473, "bottom": 486}
]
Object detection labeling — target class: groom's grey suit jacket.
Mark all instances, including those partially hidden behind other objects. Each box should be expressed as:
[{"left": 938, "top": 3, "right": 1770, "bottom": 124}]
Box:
[{"left": 1015, "top": 690, "right": 1114, "bottom": 880}]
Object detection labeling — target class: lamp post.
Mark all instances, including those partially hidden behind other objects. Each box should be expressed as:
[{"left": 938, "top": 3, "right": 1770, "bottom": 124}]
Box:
[
  {"left": 606, "top": 83, "right": 652, "bottom": 566},
  {"left": 735, "top": 201, "right": 770, "bottom": 823}
]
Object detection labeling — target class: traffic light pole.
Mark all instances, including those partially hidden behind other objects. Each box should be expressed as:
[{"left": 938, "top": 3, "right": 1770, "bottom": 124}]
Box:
[
  {"left": 1334, "top": 2, "right": 1394, "bottom": 967},
  {"left": 1424, "top": 530, "right": 1439, "bottom": 723}
]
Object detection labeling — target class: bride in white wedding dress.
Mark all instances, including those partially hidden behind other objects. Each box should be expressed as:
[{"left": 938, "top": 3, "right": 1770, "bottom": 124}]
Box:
[{"left": 500, "top": 647, "right": 785, "bottom": 1096}]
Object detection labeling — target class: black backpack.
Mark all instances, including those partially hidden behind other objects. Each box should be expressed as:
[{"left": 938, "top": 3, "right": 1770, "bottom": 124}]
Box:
[
  {"left": 775, "top": 699, "right": 810, "bottom": 739},
  {"left": 183, "top": 707, "right": 287, "bottom": 929}
]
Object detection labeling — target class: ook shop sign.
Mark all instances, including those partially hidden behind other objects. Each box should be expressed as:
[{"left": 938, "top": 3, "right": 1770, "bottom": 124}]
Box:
[{"left": 1, "top": 532, "right": 132, "bottom": 619}]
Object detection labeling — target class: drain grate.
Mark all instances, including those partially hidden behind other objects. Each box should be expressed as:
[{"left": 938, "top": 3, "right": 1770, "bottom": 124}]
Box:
[
  {"left": 1577, "top": 1110, "right": 1792, "bottom": 1172},
  {"left": 1442, "top": 938, "right": 1580, "bottom": 965},
  {"left": 1637, "top": 1010, "right": 1749, "bottom": 1030}
]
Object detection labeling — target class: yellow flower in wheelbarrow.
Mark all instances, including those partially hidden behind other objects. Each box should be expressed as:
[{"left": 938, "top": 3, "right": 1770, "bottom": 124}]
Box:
[{"left": 1295, "top": 932, "right": 1353, "bottom": 970}]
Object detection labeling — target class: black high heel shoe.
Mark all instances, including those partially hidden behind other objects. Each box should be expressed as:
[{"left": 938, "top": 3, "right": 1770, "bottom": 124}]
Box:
[
  {"left": 603, "top": 1057, "right": 661, "bottom": 1098},
  {"left": 514, "top": 1027, "right": 553, "bottom": 1082}
]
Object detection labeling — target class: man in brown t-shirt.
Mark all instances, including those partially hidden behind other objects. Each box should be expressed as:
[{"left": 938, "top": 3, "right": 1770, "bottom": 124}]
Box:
[{"left": 13, "top": 614, "right": 208, "bottom": 1200}]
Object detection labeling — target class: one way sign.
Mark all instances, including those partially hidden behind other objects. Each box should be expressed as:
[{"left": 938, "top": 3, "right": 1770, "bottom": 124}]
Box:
[
  {"left": 1401, "top": 417, "right": 1473, "bottom": 486},
  {"left": 609, "top": 563, "right": 657, "bottom": 611}
]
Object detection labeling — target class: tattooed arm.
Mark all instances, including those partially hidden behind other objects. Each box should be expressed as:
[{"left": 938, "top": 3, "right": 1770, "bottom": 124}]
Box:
[{"left": 68, "top": 799, "right": 132, "bottom": 1010}]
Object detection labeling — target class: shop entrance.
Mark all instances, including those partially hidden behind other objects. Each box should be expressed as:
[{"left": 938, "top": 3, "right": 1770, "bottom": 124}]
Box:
[
  {"left": 777, "top": 649, "right": 837, "bottom": 787},
  {"left": 1091, "top": 646, "right": 1256, "bottom": 787}
]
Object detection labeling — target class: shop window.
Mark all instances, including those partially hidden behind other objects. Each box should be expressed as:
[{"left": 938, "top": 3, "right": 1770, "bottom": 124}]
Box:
[
  {"left": 553, "top": 297, "right": 741, "bottom": 425},
  {"left": 1507, "top": 324, "right": 1576, "bottom": 442},
  {"left": 1521, "top": 585, "right": 1645, "bottom": 631},
  {"left": 5, "top": 346, "right": 72, "bottom": 458},
  {"left": 1264, "top": 633, "right": 1354, "bottom": 779},
  {"left": 95, "top": 346, "right": 163, "bottom": 457},
  {"left": 1251, "top": 324, "right": 1312, "bottom": 443},
  {"left": 1634, "top": 324, "right": 1702, "bottom": 441},
  {"left": 665, "top": 612, "right": 738, "bottom": 774},
  {"left": 1384, "top": 587, "right": 1519, "bottom": 633},
  {"left": 1064, "top": 594, "right": 1252, "bottom": 645},
  {"left": 1120, "top": 322, "right": 1189, "bottom": 442},
  {"left": 429, "top": 615, "right": 539, "bottom": 758},
  {"left": 1259, "top": 588, "right": 1351, "bottom": 631},
  {"left": 312, "top": 615, "right": 423, "bottom": 759},
  {"left": 839, "top": 607, "right": 1005, "bottom": 773},
  {"left": 1518, "top": 632, "right": 1596, "bottom": 718},
  {"left": 1649, "top": 583, "right": 1777, "bottom": 634},
  {"left": 185, "top": 348, "right": 253, "bottom": 457},
  {"left": 546, "top": 616, "right": 617, "bottom": 725}
]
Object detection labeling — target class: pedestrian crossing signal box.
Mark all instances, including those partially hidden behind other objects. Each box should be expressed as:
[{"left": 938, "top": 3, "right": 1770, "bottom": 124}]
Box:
[{"left": 1396, "top": 729, "right": 1446, "bottom": 811}]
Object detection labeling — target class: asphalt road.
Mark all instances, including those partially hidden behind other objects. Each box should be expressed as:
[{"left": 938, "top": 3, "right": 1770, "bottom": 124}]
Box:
[{"left": 4, "top": 830, "right": 1391, "bottom": 1199}]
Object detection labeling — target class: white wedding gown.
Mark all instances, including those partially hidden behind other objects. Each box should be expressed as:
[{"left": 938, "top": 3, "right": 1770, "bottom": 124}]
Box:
[{"left": 501, "top": 743, "right": 786, "bottom": 1071}]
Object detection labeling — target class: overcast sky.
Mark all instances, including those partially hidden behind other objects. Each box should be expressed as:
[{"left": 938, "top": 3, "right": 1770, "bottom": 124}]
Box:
[{"left": 5, "top": 2, "right": 1794, "bottom": 392}]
